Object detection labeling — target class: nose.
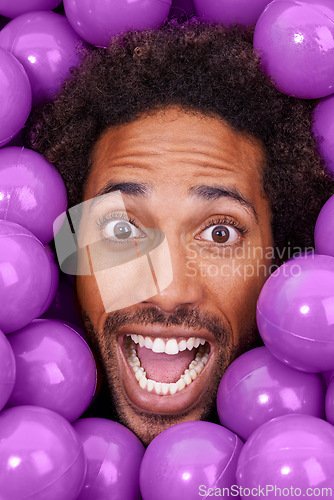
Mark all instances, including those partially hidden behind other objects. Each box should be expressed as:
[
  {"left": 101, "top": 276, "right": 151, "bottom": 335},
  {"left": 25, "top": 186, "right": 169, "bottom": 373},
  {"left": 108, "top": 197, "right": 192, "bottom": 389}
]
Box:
[{"left": 143, "top": 236, "right": 204, "bottom": 313}]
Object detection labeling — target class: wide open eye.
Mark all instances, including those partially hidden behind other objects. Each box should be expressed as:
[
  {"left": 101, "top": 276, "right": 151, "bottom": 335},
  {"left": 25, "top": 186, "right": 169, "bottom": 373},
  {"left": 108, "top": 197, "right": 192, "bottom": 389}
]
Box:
[
  {"left": 199, "top": 224, "right": 239, "bottom": 244},
  {"left": 103, "top": 219, "right": 145, "bottom": 240}
]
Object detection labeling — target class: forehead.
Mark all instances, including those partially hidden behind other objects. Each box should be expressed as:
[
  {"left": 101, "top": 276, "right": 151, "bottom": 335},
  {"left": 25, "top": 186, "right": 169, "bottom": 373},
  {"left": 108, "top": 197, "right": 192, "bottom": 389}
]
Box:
[{"left": 85, "top": 106, "right": 266, "bottom": 200}]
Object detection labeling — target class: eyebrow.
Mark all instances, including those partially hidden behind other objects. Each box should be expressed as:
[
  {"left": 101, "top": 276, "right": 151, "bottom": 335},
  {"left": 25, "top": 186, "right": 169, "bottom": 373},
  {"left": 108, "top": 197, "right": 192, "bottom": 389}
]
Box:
[
  {"left": 89, "top": 181, "right": 150, "bottom": 212},
  {"left": 90, "top": 181, "right": 258, "bottom": 223},
  {"left": 189, "top": 185, "right": 259, "bottom": 223},
  {"left": 95, "top": 181, "right": 150, "bottom": 198}
]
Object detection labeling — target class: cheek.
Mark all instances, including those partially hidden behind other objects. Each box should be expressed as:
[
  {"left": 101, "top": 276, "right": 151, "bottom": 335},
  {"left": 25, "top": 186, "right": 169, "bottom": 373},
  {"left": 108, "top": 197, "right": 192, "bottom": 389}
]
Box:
[
  {"left": 200, "top": 250, "right": 273, "bottom": 330},
  {"left": 76, "top": 274, "right": 105, "bottom": 325}
]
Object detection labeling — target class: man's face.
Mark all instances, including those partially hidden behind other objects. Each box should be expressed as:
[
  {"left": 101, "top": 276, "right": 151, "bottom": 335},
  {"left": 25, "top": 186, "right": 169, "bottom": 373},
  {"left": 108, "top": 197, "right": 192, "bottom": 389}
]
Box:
[{"left": 76, "top": 106, "right": 274, "bottom": 445}]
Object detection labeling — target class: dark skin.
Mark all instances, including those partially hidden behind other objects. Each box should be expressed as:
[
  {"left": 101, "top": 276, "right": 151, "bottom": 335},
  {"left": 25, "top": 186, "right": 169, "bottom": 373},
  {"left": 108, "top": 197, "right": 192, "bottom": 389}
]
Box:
[{"left": 76, "top": 105, "right": 274, "bottom": 445}]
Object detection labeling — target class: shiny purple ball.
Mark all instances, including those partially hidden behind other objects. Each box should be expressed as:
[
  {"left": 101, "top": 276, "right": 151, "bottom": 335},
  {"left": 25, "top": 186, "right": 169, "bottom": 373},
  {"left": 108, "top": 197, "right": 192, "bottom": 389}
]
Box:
[
  {"left": 236, "top": 414, "right": 334, "bottom": 494},
  {"left": 314, "top": 194, "right": 334, "bottom": 258},
  {"left": 0, "top": 405, "right": 86, "bottom": 500},
  {"left": 0, "top": 0, "right": 62, "bottom": 18},
  {"left": 7, "top": 319, "right": 97, "bottom": 422},
  {"left": 0, "top": 329, "right": 16, "bottom": 411},
  {"left": 0, "top": 47, "right": 31, "bottom": 147},
  {"left": 0, "top": 220, "right": 52, "bottom": 333},
  {"left": 217, "top": 346, "right": 326, "bottom": 441},
  {"left": 253, "top": 0, "right": 334, "bottom": 98},
  {"left": 63, "top": 0, "right": 172, "bottom": 48},
  {"left": 0, "top": 147, "right": 67, "bottom": 244},
  {"left": 73, "top": 418, "right": 145, "bottom": 500},
  {"left": 313, "top": 95, "right": 334, "bottom": 177},
  {"left": 193, "top": 0, "right": 271, "bottom": 26},
  {"left": 140, "top": 421, "right": 243, "bottom": 500},
  {"left": 0, "top": 11, "right": 85, "bottom": 105},
  {"left": 257, "top": 254, "right": 334, "bottom": 372}
]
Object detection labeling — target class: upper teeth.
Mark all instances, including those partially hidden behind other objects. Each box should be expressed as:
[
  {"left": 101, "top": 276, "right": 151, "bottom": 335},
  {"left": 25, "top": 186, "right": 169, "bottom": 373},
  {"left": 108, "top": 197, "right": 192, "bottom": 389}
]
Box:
[
  {"left": 129, "top": 334, "right": 206, "bottom": 355},
  {"left": 124, "top": 336, "right": 210, "bottom": 396}
]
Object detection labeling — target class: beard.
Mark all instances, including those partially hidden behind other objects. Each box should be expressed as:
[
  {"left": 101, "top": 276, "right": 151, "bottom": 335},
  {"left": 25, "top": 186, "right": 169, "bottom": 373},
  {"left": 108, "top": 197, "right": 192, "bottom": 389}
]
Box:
[{"left": 80, "top": 304, "right": 261, "bottom": 445}]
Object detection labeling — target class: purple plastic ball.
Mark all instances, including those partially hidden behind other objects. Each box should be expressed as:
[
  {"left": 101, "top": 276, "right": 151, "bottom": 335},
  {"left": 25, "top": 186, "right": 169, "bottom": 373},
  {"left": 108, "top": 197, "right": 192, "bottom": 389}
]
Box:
[
  {"left": 313, "top": 95, "right": 334, "bottom": 177},
  {"left": 73, "top": 418, "right": 145, "bottom": 500},
  {"left": 0, "top": 0, "right": 62, "bottom": 18},
  {"left": 0, "top": 405, "right": 86, "bottom": 500},
  {"left": 6, "top": 319, "right": 97, "bottom": 422},
  {"left": 314, "top": 194, "right": 334, "bottom": 258},
  {"left": 140, "top": 421, "right": 243, "bottom": 500},
  {"left": 193, "top": 0, "right": 271, "bottom": 26},
  {"left": 236, "top": 414, "right": 334, "bottom": 495},
  {"left": 253, "top": 0, "right": 334, "bottom": 98},
  {"left": 217, "top": 346, "right": 325, "bottom": 441},
  {"left": 0, "top": 11, "right": 85, "bottom": 105},
  {"left": 0, "top": 329, "right": 15, "bottom": 410},
  {"left": 257, "top": 254, "right": 334, "bottom": 372},
  {"left": 0, "top": 47, "right": 31, "bottom": 147},
  {"left": 63, "top": 0, "right": 172, "bottom": 48},
  {"left": 0, "top": 147, "right": 67, "bottom": 244},
  {"left": 0, "top": 220, "right": 52, "bottom": 333}
]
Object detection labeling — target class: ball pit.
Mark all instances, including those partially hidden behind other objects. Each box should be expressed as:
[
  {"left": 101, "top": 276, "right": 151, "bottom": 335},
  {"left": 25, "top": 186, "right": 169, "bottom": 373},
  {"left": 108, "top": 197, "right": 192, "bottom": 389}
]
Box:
[{"left": 0, "top": 0, "right": 334, "bottom": 496}]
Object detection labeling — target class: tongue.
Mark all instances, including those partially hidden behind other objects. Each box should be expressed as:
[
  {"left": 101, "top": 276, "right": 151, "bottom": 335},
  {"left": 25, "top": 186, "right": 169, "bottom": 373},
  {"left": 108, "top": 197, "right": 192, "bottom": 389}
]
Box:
[{"left": 137, "top": 345, "right": 195, "bottom": 383}]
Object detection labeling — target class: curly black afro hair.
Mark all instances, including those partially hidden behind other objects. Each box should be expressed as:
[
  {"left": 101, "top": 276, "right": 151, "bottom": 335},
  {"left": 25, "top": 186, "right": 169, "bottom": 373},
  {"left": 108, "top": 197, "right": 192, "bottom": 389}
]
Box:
[{"left": 27, "top": 17, "right": 334, "bottom": 256}]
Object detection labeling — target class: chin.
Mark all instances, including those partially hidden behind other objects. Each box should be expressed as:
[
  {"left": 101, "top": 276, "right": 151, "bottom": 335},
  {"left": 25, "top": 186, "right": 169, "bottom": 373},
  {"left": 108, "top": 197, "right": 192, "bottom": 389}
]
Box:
[{"left": 111, "top": 363, "right": 222, "bottom": 446}]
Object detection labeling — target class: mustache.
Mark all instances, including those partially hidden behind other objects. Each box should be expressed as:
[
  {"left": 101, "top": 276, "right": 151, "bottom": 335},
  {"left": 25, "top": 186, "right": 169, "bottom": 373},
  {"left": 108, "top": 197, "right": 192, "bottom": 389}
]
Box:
[{"left": 102, "top": 305, "right": 231, "bottom": 343}]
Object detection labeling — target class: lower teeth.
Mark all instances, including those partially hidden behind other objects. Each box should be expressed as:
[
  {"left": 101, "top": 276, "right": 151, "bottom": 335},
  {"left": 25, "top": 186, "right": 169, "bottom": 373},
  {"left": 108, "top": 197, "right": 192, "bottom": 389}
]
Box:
[{"left": 124, "top": 337, "right": 210, "bottom": 396}]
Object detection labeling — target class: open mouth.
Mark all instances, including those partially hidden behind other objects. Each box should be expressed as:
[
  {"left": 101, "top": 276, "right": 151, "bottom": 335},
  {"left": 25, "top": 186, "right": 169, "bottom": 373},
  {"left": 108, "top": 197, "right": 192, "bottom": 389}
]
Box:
[
  {"left": 117, "top": 328, "right": 215, "bottom": 414},
  {"left": 124, "top": 334, "right": 210, "bottom": 395}
]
